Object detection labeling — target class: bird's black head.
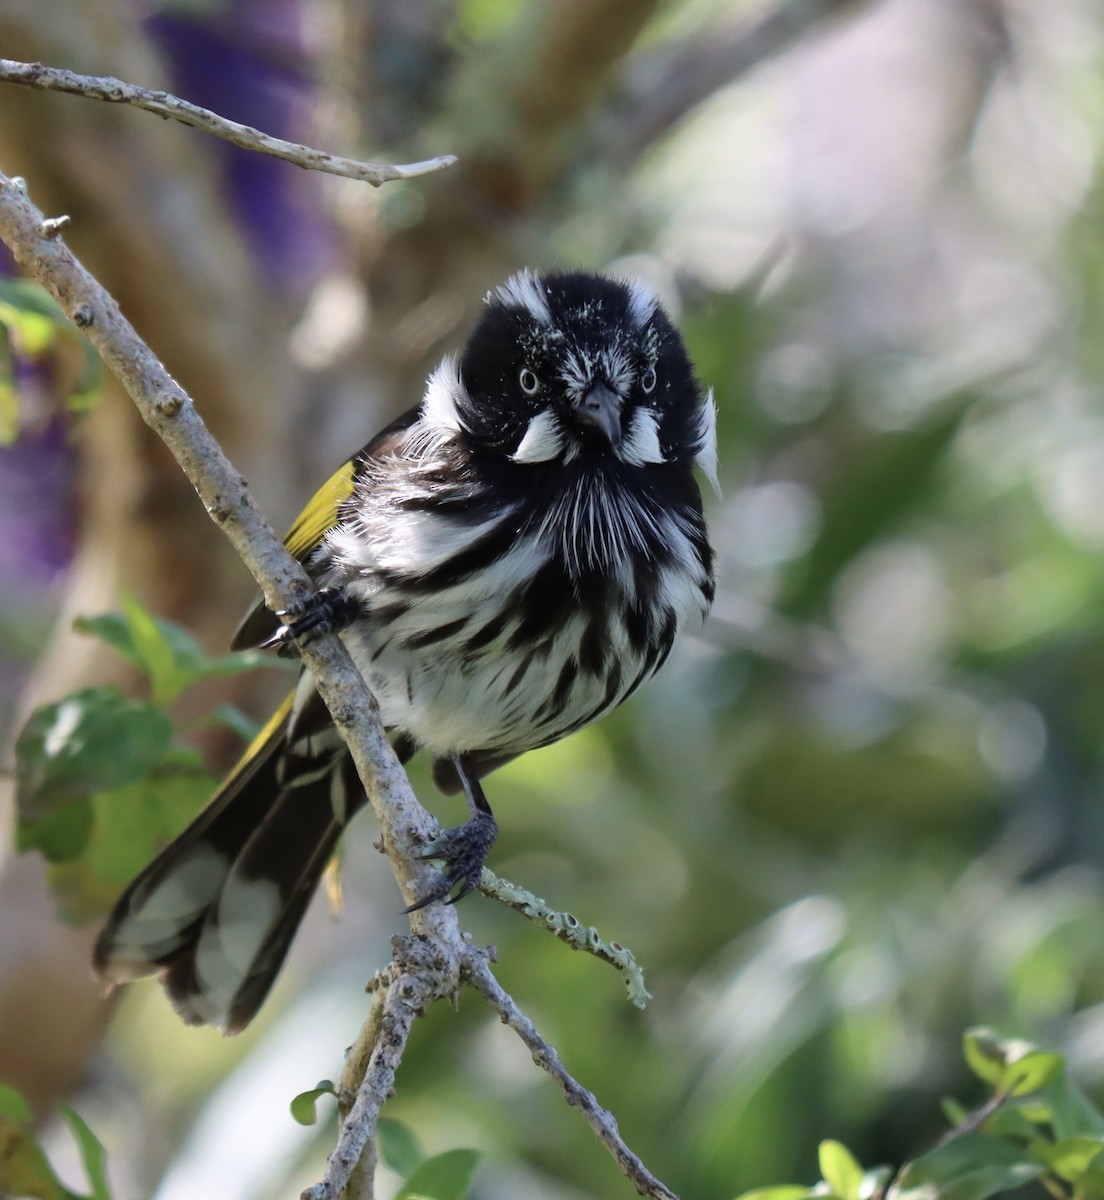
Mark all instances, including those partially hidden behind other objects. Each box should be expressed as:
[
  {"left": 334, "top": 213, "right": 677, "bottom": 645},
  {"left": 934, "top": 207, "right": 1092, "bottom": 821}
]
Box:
[{"left": 452, "top": 269, "right": 716, "bottom": 484}]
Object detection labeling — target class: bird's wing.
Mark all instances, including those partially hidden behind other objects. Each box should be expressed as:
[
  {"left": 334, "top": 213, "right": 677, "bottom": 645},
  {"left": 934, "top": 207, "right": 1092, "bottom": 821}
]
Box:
[{"left": 231, "top": 405, "right": 423, "bottom": 650}]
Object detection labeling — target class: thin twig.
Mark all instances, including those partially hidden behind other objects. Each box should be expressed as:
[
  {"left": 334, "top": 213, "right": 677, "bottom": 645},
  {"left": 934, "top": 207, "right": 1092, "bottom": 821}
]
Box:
[
  {"left": 479, "top": 869, "right": 652, "bottom": 1008},
  {"left": 333, "top": 975, "right": 393, "bottom": 1200},
  {"left": 463, "top": 947, "right": 679, "bottom": 1200},
  {"left": 306, "top": 937, "right": 452, "bottom": 1200},
  {"left": 0, "top": 59, "right": 456, "bottom": 185}
]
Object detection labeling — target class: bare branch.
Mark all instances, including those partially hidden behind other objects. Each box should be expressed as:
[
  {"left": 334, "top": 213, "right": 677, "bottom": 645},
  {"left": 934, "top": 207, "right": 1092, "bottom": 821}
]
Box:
[
  {"left": 305, "top": 937, "right": 451, "bottom": 1200},
  {"left": 0, "top": 59, "right": 456, "bottom": 185},
  {"left": 463, "top": 947, "right": 679, "bottom": 1200}
]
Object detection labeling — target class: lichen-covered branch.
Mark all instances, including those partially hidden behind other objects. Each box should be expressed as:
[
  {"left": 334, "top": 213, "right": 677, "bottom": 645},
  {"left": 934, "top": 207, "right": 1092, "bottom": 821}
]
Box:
[
  {"left": 0, "top": 58, "right": 455, "bottom": 184},
  {"left": 479, "top": 869, "right": 652, "bottom": 1008}
]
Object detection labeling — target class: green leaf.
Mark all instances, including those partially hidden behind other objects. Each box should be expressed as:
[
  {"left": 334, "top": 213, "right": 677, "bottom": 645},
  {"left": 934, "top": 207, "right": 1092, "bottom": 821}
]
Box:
[
  {"left": 72, "top": 613, "right": 145, "bottom": 674},
  {"left": 0, "top": 277, "right": 70, "bottom": 326},
  {"left": 76, "top": 595, "right": 270, "bottom": 705},
  {"left": 0, "top": 281, "right": 61, "bottom": 356},
  {"left": 0, "top": 373, "right": 17, "bottom": 445},
  {"left": 87, "top": 772, "right": 213, "bottom": 885},
  {"left": 394, "top": 1148, "right": 480, "bottom": 1200},
  {"left": 0, "top": 1096, "right": 110, "bottom": 1200},
  {"left": 1075, "top": 1166, "right": 1104, "bottom": 1200},
  {"left": 732, "top": 1187, "right": 814, "bottom": 1200},
  {"left": 0, "top": 1113, "right": 71, "bottom": 1200},
  {"left": 377, "top": 1118, "right": 425, "bottom": 1177},
  {"left": 59, "top": 1108, "right": 112, "bottom": 1200},
  {"left": 207, "top": 704, "right": 263, "bottom": 744},
  {"left": 1045, "top": 1071, "right": 1104, "bottom": 1140},
  {"left": 0, "top": 1085, "right": 32, "bottom": 1122},
  {"left": 1031, "top": 1135, "right": 1104, "bottom": 1182},
  {"left": 121, "top": 592, "right": 194, "bottom": 705},
  {"left": 1004, "top": 1051, "right": 1062, "bottom": 1098},
  {"left": 942, "top": 1098, "right": 969, "bottom": 1126},
  {"left": 982, "top": 1104, "right": 1044, "bottom": 1141},
  {"left": 819, "top": 1140, "right": 865, "bottom": 1200},
  {"left": 15, "top": 688, "right": 174, "bottom": 858},
  {"left": 0, "top": 277, "right": 104, "bottom": 429},
  {"left": 962, "top": 1027, "right": 1012, "bottom": 1086},
  {"left": 961, "top": 1029, "right": 1061, "bottom": 1098},
  {"left": 17, "top": 796, "right": 94, "bottom": 863},
  {"left": 289, "top": 1081, "right": 336, "bottom": 1127},
  {"left": 892, "top": 1132, "right": 1041, "bottom": 1200}
]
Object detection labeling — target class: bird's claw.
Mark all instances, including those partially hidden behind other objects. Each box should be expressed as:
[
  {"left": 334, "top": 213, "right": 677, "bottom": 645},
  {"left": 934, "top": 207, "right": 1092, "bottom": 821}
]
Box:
[
  {"left": 260, "top": 587, "right": 358, "bottom": 650},
  {"left": 403, "top": 811, "right": 498, "bottom": 912}
]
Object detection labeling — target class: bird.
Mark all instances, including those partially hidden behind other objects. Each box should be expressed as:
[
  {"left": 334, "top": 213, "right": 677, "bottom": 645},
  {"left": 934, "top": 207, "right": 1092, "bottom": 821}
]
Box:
[{"left": 93, "top": 268, "right": 718, "bottom": 1033}]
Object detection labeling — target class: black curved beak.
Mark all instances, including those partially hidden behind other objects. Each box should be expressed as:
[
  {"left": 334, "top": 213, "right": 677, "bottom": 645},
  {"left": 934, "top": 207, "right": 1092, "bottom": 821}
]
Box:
[{"left": 572, "top": 383, "right": 622, "bottom": 447}]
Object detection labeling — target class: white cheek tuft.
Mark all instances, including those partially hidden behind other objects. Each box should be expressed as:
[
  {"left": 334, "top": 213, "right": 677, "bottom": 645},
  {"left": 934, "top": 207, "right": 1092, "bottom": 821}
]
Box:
[
  {"left": 420, "top": 355, "right": 466, "bottom": 433},
  {"left": 626, "top": 277, "right": 659, "bottom": 328},
  {"left": 694, "top": 389, "right": 720, "bottom": 495},
  {"left": 618, "top": 407, "right": 667, "bottom": 467},
  {"left": 493, "top": 269, "right": 552, "bottom": 324},
  {"left": 406, "top": 356, "right": 469, "bottom": 462},
  {"left": 512, "top": 409, "right": 564, "bottom": 463}
]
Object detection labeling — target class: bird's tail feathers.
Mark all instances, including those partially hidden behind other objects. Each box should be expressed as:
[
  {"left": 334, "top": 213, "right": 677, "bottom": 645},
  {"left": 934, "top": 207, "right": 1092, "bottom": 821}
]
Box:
[{"left": 93, "top": 683, "right": 365, "bottom": 1033}]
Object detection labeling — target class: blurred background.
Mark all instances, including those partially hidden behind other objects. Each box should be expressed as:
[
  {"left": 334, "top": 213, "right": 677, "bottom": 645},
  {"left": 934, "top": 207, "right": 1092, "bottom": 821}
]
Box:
[{"left": 4, "top": 0, "right": 1104, "bottom": 1197}]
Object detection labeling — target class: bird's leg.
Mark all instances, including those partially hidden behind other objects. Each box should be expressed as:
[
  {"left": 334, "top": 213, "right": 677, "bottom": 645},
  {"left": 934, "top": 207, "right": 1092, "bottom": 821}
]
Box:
[
  {"left": 403, "top": 755, "right": 498, "bottom": 912},
  {"left": 261, "top": 586, "right": 360, "bottom": 650}
]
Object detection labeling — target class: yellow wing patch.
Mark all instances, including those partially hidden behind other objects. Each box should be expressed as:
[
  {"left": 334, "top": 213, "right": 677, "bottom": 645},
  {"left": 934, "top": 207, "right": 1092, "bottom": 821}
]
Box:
[
  {"left": 224, "top": 691, "right": 295, "bottom": 779},
  {"left": 283, "top": 458, "right": 357, "bottom": 561}
]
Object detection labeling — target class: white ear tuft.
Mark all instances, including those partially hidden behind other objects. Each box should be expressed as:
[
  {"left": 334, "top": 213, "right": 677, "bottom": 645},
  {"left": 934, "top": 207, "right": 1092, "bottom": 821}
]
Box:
[
  {"left": 694, "top": 390, "right": 720, "bottom": 496},
  {"left": 625, "top": 277, "right": 659, "bottom": 328},
  {"left": 493, "top": 269, "right": 553, "bottom": 325},
  {"left": 406, "top": 356, "right": 469, "bottom": 461}
]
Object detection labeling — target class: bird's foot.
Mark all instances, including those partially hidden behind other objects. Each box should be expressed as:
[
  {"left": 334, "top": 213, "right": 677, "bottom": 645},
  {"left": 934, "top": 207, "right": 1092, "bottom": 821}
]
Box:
[
  {"left": 261, "top": 587, "right": 358, "bottom": 650},
  {"left": 403, "top": 811, "right": 499, "bottom": 912}
]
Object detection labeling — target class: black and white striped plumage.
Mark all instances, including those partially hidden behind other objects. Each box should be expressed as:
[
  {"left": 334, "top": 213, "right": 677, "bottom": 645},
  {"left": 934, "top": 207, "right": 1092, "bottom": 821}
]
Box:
[{"left": 94, "top": 270, "right": 717, "bottom": 1032}]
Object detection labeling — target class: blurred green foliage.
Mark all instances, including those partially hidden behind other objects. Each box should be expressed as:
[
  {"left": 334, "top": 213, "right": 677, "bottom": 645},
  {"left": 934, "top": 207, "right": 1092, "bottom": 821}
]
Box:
[
  {"left": 737, "top": 1029, "right": 1104, "bottom": 1200},
  {"left": 13, "top": 594, "right": 277, "bottom": 923},
  {"left": 0, "top": 1084, "right": 112, "bottom": 1200},
  {"left": 0, "top": 277, "right": 101, "bottom": 442}
]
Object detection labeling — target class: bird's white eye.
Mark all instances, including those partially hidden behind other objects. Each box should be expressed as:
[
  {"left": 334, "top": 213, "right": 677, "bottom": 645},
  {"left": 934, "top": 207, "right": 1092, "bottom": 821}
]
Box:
[
  {"left": 641, "top": 366, "right": 657, "bottom": 394},
  {"left": 519, "top": 368, "right": 540, "bottom": 396}
]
